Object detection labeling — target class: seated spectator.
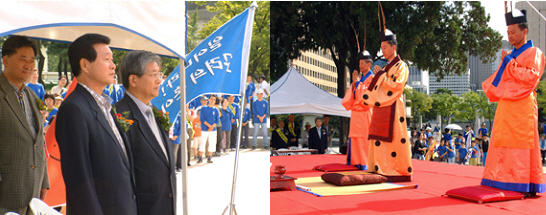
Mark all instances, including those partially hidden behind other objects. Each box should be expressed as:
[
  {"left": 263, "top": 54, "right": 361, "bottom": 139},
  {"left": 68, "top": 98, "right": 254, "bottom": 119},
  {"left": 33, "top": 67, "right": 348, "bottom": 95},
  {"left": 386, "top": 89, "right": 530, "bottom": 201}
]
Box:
[{"left": 271, "top": 120, "right": 289, "bottom": 150}]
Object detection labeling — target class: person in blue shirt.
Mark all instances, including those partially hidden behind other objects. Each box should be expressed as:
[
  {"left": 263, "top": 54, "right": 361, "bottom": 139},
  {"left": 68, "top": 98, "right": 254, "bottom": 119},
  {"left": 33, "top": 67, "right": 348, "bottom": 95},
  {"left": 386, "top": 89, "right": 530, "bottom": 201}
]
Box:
[
  {"left": 436, "top": 140, "right": 448, "bottom": 162},
  {"left": 246, "top": 75, "right": 256, "bottom": 103},
  {"left": 241, "top": 104, "right": 251, "bottom": 148},
  {"left": 443, "top": 128, "right": 452, "bottom": 144},
  {"left": 446, "top": 139, "right": 456, "bottom": 164},
  {"left": 220, "top": 99, "right": 233, "bottom": 153},
  {"left": 477, "top": 123, "right": 488, "bottom": 139},
  {"left": 27, "top": 68, "right": 45, "bottom": 100},
  {"left": 469, "top": 140, "right": 480, "bottom": 166},
  {"left": 458, "top": 143, "right": 468, "bottom": 165},
  {"left": 200, "top": 95, "right": 220, "bottom": 163},
  {"left": 252, "top": 89, "right": 269, "bottom": 149},
  {"left": 227, "top": 95, "right": 240, "bottom": 150},
  {"left": 44, "top": 94, "right": 58, "bottom": 122},
  {"left": 481, "top": 135, "right": 489, "bottom": 166},
  {"left": 455, "top": 133, "right": 463, "bottom": 163}
]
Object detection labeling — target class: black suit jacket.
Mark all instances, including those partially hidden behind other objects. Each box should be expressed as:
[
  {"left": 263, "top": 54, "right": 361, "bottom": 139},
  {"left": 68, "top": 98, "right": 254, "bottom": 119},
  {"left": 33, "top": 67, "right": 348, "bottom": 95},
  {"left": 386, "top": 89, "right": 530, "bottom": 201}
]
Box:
[
  {"left": 115, "top": 94, "right": 176, "bottom": 215},
  {"left": 271, "top": 128, "right": 289, "bottom": 150},
  {"left": 55, "top": 84, "right": 137, "bottom": 215},
  {"left": 308, "top": 126, "right": 328, "bottom": 154},
  {"left": 285, "top": 122, "right": 300, "bottom": 147}
]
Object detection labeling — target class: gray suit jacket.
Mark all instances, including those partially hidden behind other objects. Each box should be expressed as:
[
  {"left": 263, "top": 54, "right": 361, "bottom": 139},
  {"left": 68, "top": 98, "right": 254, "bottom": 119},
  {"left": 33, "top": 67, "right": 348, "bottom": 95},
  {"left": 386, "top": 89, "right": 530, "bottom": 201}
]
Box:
[{"left": 0, "top": 72, "right": 49, "bottom": 212}]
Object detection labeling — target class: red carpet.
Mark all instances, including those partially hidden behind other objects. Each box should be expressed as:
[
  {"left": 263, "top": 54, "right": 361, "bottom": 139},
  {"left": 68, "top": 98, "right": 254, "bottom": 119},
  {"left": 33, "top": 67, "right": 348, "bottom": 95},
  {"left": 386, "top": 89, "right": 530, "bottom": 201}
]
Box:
[{"left": 270, "top": 154, "right": 546, "bottom": 215}]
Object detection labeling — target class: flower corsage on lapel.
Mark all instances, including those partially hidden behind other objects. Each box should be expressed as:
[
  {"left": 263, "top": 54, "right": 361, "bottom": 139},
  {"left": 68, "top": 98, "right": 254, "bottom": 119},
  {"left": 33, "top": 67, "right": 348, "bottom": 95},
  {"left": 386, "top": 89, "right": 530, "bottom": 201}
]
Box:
[
  {"left": 114, "top": 110, "right": 134, "bottom": 132},
  {"left": 35, "top": 96, "right": 47, "bottom": 111},
  {"left": 153, "top": 108, "right": 172, "bottom": 133}
]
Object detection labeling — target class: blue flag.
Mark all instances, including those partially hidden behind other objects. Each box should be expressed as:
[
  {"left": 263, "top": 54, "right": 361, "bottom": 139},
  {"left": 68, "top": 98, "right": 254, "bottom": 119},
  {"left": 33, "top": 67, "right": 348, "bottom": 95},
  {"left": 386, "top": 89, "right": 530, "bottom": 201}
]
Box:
[
  {"left": 152, "top": 4, "right": 256, "bottom": 124},
  {"left": 185, "top": 6, "right": 255, "bottom": 101}
]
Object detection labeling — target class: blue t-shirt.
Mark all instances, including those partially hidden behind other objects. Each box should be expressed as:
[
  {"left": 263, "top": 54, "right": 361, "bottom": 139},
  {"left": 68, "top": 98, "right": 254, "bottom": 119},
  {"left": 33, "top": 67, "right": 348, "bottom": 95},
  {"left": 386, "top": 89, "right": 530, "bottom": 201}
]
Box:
[
  {"left": 27, "top": 83, "right": 45, "bottom": 101},
  {"left": 252, "top": 99, "right": 268, "bottom": 123},
  {"left": 470, "top": 146, "right": 479, "bottom": 158},
  {"left": 47, "top": 108, "right": 58, "bottom": 122},
  {"left": 437, "top": 145, "right": 447, "bottom": 157},
  {"left": 220, "top": 108, "right": 233, "bottom": 131},
  {"left": 242, "top": 107, "right": 251, "bottom": 123},
  {"left": 443, "top": 133, "right": 452, "bottom": 142},
  {"left": 458, "top": 148, "right": 468, "bottom": 161},
  {"left": 478, "top": 128, "right": 488, "bottom": 137},
  {"left": 228, "top": 103, "right": 240, "bottom": 125},
  {"left": 200, "top": 106, "right": 220, "bottom": 131},
  {"left": 246, "top": 82, "right": 256, "bottom": 101},
  {"left": 447, "top": 145, "right": 455, "bottom": 158}
]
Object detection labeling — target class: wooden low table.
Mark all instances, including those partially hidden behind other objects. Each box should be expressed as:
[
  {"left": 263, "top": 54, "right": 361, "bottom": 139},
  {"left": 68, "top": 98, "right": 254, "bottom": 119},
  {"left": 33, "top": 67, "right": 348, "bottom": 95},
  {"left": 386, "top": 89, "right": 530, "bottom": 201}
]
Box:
[{"left": 270, "top": 175, "right": 297, "bottom": 191}]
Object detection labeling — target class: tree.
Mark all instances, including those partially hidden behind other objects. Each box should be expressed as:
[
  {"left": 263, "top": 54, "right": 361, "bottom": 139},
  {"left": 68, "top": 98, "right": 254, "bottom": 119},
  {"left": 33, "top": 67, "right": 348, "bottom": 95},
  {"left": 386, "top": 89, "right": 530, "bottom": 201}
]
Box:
[
  {"left": 454, "top": 91, "right": 482, "bottom": 124},
  {"left": 404, "top": 88, "right": 432, "bottom": 127},
  {"left": 271, "top": 1, "right": 502, "bottom": 94},
  {"left": 197, "top": 1, "right": 270, "bottom": 80},
  {"left": 429, "top": 92, "right": 460, "bottom": 126}
]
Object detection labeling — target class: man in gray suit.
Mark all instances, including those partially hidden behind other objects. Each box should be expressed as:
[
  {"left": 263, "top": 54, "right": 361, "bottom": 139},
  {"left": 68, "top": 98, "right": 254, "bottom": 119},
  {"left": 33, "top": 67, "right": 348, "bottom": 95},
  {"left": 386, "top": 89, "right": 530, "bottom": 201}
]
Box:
[{"left": 0, "top": 36, "right": 49, "bottom": 214}]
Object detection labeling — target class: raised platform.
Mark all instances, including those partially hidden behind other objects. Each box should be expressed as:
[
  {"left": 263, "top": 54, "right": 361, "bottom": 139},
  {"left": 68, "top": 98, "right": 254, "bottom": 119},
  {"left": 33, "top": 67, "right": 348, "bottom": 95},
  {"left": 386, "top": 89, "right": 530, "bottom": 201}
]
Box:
[{"left": 270, "top": 154, "right": 546, "bottom": 215}]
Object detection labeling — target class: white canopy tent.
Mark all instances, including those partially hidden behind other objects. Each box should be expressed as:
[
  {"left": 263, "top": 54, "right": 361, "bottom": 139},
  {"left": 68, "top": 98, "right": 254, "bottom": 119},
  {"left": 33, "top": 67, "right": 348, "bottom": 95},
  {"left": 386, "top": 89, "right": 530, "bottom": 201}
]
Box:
[
  {"left": 0, "top": 1, "right": 186, "bottom": 58},
  {"left": 0, "top": 1, "right": 188, "bottom": 214},
  {"left": 270, "top": 67, "right": 350, "bottom": 117}
]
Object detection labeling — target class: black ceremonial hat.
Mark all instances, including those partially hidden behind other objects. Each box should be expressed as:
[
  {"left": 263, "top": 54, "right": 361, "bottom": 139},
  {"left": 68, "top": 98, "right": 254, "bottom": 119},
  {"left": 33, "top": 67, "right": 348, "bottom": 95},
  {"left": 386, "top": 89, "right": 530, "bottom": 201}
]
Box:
[{"left": 505, "top": 8, "right": 527, "bottom": 26}]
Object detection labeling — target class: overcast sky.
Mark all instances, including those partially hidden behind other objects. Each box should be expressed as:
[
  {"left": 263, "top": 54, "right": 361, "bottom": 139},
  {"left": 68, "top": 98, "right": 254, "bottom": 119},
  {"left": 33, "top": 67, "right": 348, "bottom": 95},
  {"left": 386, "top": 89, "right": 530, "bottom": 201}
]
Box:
[{"left": 481, "top": 0, "right": 511, "bottom": 41}]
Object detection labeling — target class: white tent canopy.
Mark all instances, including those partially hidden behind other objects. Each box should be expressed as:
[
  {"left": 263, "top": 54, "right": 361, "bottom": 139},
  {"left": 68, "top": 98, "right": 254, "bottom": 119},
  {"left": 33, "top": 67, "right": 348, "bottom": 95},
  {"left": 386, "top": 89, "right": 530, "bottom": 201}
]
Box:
[
  {"left": 271, "top": 67, "right": 350, "bottom": 117},
  {"left": 0, "top": 1, "right": 186, "bottom": 58}
]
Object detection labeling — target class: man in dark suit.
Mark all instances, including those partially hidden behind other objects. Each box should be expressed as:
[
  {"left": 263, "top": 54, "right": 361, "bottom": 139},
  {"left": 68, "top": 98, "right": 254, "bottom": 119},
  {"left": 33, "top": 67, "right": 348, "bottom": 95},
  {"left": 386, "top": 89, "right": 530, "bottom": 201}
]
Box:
[
  {"left": 55, "top": 34, "right": 137, "bottom": 215},
  {"left": 308, "top": 117, "right": 328, "bottom": 154},
  {"left": 0, "top": 36, "right": 49, "bottom": 215},
  {"left": 271, "top": 120, "right": 289, "bottom": 150},
  {"left": 115, "top": 50, "right": 176, "bottom": 215}
]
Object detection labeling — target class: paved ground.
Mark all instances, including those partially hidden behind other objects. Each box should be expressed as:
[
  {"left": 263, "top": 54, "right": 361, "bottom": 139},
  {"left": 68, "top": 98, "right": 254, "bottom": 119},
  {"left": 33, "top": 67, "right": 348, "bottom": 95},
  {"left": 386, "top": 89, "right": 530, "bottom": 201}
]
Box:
[{"left": 176, "top": 148, "right": 270, "bottom": 215}]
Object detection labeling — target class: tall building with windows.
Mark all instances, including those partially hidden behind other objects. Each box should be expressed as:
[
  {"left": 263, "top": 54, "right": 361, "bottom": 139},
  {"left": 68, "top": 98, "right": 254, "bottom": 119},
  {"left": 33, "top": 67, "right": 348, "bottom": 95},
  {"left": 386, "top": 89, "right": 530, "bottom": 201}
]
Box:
[
  {"left": 429, "top": 69, "right": 471, "bottom": 96},
  {"left": 516, "top": 1, "right": 546, "bottom": 66},
  {"left": 469, "top": 40, "right": 511, "bottom": 91},
  {"left": 291, "top": 49, "right": 339, "bottom": 95},
  {"left": 407, "top": 64, "right": 430, "bottom": 95}
]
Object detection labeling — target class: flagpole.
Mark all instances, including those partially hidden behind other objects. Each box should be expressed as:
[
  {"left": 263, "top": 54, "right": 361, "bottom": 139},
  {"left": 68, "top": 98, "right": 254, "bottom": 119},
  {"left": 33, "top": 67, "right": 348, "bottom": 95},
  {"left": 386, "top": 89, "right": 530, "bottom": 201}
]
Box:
[
  {"left": 180, "top": 59, "right": 189, "bottom": 215},
  {"left": 224, "top": 2, "right": 257, "bottom": 215}
]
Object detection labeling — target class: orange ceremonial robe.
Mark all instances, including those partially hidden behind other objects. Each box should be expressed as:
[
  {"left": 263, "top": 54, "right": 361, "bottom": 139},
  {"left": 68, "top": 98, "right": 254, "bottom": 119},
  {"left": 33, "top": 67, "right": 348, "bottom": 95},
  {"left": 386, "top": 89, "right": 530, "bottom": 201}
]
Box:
[
  {"left": 363, "top": 55, "right": 412, "bottom": 181},
  {"left": 342, "top": 72, "right": 373, "bottom": 170},
  {"left": 481, "top": 40, "right": 546, "bottom": 193}
]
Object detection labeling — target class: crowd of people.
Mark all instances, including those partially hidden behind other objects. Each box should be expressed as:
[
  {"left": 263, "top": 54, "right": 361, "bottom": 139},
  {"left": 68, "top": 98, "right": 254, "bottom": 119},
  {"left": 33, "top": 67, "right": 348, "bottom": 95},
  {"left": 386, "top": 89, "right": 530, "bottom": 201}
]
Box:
[
  {"left": 410, "top": 124, "right": 491, "bottom": 166},
  {"left": 175, "top": 75, "right": 270, "bottom": 167}
]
